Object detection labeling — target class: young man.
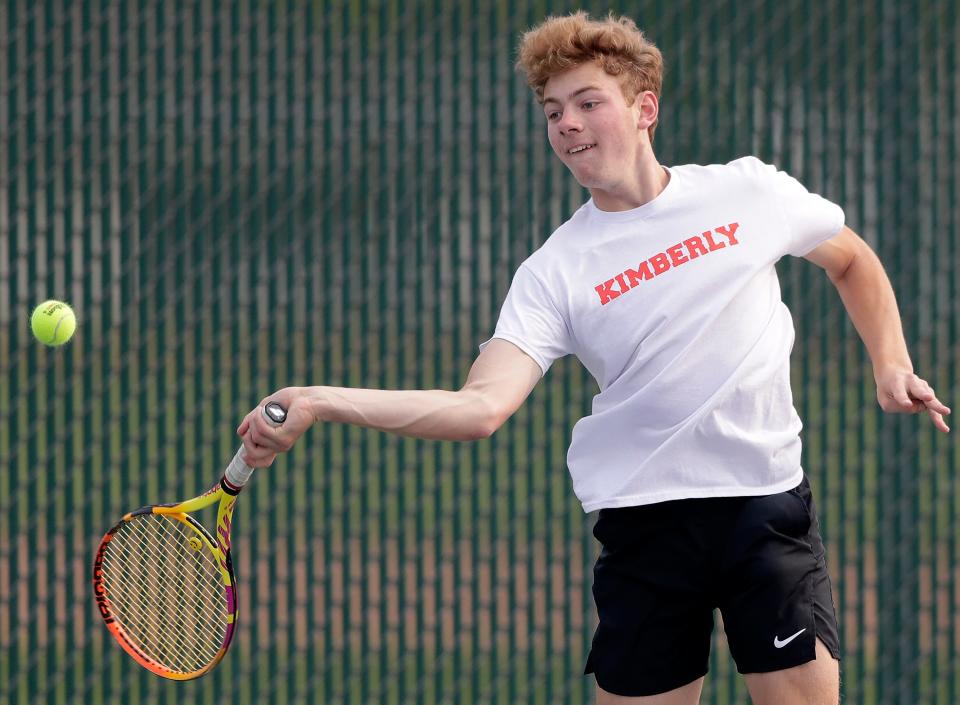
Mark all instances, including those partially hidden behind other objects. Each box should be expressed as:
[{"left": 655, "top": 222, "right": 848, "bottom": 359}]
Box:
[{"left": 237, "top": 12, "right": 951, "bottom": 705}]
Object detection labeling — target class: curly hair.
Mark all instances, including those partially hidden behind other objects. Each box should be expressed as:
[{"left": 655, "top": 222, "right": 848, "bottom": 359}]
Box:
[{"left": 516, "top": 11, "right": 664, "bottom": 140}]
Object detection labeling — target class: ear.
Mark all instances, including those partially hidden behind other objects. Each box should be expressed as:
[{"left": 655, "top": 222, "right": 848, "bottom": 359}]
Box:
[{"left": 635, "top": 91, "right": 659, "bottom": 132}]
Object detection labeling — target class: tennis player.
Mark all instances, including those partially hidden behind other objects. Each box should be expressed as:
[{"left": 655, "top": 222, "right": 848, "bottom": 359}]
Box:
[{"left": 238, "top": 11, "right": 951, "bottom": 705}]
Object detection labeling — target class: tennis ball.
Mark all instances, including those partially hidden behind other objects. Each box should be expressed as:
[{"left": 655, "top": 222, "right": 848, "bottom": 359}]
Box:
[{"left": 30, "top": 300, "right": 77, "bottom": 346}]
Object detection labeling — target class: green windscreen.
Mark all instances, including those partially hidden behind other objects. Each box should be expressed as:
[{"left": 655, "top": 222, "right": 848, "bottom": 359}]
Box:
[{"left": 2, "top": 1, "right": 957, "bottom": 703}]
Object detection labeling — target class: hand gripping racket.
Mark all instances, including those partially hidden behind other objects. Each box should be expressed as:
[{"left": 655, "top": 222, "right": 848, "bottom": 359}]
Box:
[{"left": 92, "top": 401, "right": 287, "bottom": 680}]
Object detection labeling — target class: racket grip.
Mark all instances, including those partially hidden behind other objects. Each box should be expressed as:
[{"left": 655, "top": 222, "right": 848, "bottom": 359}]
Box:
[
  {"left": 225, "top": 446, "right": 255, "bottom": 488},
  {"left": 225, "top": 402, "right": 288, "bottom": 489}
]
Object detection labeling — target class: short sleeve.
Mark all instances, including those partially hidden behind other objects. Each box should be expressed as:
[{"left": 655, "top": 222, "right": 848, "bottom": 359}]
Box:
[
  {"left": 478, "top": 263, "right": 572, "bottom": 376},
  {"left": 738, "top": 157, "right": 845, "bottom": 257}
]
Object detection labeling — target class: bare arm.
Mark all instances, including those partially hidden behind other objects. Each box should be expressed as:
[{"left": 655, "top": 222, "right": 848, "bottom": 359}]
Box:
[
  {"left": 803, "top": 225, "right": 951, "bottom": 432},
  {"left": 237, "top": 338, "right": 544, "bottom": 466}
]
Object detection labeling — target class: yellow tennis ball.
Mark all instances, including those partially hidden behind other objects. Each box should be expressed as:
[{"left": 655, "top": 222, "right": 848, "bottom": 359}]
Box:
[{"left": 31, "top": 300, "right": 77, "bottom": 346}]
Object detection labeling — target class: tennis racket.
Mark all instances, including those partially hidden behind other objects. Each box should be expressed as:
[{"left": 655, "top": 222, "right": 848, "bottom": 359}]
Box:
[{"left": 92, "top": 401, "right": 287, "bottom": 680}]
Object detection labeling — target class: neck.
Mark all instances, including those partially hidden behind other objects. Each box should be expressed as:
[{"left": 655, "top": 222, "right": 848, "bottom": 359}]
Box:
[{"left": 590, "top": 152, "right": 669, "bottom": 212}]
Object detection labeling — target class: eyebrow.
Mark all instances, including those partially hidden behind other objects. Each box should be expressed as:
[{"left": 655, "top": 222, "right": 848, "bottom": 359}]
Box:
[{"left": 542, "top": 85, "right": 602, "bottom": 106}]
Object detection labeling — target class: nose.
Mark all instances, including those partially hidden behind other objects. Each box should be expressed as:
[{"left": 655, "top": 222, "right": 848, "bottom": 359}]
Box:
[{"left": 557, "top": 112, "right": 582, "bottom": 135}]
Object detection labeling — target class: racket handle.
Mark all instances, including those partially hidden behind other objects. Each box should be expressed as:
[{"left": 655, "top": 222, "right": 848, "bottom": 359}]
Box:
[{"left": 225, "top": 402, "right": 288, "bottom": 489}]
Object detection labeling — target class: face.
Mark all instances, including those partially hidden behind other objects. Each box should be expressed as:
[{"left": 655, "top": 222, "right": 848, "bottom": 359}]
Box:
[{"left": 542, "top": 62, "right": 657, "bottom": 199}]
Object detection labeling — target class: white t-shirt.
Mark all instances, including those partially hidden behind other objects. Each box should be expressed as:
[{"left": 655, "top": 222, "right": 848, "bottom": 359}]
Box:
[{"left": 480, "top": 156, "right": 845, "bottom": 512}]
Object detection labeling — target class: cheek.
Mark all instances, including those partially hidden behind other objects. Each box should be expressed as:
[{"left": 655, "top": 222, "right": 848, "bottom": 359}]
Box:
[{"left": 546, "top": 128, "right": 564, "bottom": 155}]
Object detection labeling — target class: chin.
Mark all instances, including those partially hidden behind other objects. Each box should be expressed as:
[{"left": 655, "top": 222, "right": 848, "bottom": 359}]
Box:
[
  {"left": 574, "top": 176, "right": 606, "bottom": 192},
  {"left": 567, "top": 168, "right": 599, "bottom": 189}
]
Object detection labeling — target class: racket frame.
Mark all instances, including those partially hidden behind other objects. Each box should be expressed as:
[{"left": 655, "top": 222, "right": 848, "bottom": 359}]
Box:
[{"left": 93, "top": 475, "right": 244, "bottom": 680}]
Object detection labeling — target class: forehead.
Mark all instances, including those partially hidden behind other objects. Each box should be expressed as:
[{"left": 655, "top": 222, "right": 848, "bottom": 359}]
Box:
[{"left": 542, "top": 62, "right": 620, "bottom": 104}]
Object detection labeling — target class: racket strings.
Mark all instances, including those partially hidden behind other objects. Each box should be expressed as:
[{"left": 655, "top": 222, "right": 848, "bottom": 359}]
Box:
[
  {"left": 112, "top": 519, "right": 224, "bottom": 625},
  {"left": 102, "top": 545, "right": 225, "bottom": 660},
  {"left": 102, "top": 517, "right": 226, "bottom": 669},
  {"left": 102, "top": 522, "right": 224, "bottom": 669},
  {"left": 106, "top": 530, "right": 222, "bottom": 618},
  {"left": 100, "top": 514, "right": 228, "bottom": 673},
  {"left": 104, "top": 517, "right": 225, "bottom": 659}
]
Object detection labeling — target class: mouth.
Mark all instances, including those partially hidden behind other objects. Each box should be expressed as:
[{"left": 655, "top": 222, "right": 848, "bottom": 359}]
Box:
[{"left": 567, "top": 143, "right": 597, "bottom": 155}]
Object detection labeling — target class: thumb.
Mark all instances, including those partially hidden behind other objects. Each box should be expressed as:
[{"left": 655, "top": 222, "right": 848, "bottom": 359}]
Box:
[
  {"left": 896, "top": 393, "right": 913, "bottom": 407},
  {"left": 888, "top": 382, "right": 912, "bottom": 407}
]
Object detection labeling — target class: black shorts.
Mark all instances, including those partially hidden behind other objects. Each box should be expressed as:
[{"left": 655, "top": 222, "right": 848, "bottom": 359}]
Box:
[{"left": 584, "top": 474, "right": 841, "bottom": 697}]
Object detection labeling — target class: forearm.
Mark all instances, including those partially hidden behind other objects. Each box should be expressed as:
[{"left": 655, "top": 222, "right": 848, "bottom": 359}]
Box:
[
  {"left": 831, "top": 246, "right": 912, "bottom": 377},
  {"left": 305, "top": 385, "right": 496, "bottom": 441}
]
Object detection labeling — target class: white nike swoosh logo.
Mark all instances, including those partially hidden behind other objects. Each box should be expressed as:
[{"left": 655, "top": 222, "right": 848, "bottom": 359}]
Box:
[{"left": 773, "top": 628, "right": 807, "bottom": 648}]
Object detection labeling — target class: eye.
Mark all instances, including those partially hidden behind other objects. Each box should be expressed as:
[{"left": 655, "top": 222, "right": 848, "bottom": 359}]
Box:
[
  {"left": 582, "top": 100, "right": 599, "bottom": 110},
  {"left": 546, "top": 110, "right": 561, "bottom": 121}
]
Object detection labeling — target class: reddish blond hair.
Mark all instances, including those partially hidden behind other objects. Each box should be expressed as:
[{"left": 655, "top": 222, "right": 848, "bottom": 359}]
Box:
[{"left": 516, "top": 11, "right": 664, "bottom": 140}]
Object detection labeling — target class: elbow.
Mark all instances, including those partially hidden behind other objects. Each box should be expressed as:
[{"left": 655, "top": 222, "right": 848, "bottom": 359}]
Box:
[
  {"left": 828, "top": 235, "right": 876, "bottom": 285},
  {"left": 469, "top": 413, "right": 502, "bottom": 441},
  {"left": 456, "top": 387, "right": 513, "bottom": 441},
  {"left": 828, "top": 252, "right": 857, "bottom": 285},
  {"left": 463, "top": 395, "right": 506, "bottom": 441}
]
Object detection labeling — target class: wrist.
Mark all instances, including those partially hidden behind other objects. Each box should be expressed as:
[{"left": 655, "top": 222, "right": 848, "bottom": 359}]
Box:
[
  {"left": 304, "top": 386, "right": 330, "bottom": 423},
  {"left": 873, "top": 359, "right": 913, "bottom": 383}
]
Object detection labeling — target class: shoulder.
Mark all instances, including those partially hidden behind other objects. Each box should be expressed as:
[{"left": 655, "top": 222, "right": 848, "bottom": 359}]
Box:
[
  {"left": 722, "top": 155, "right": 775, "bottom": 175},
  {"left": 671, "top": 155, "right": 775, "bottom": 184},
  {"left": 669, "top": 157, "right": 790, "bottom": 206},
  {"left": 653, "top": 157, "right": 774, "bottom": 211}
]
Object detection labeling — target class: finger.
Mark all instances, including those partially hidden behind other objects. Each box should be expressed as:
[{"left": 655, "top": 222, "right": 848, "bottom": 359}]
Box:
[
  {"left": 906, "top": 377, "right": 936, "bottom": 399},
  {"left": 891, "top": 392, "right": 916, "bottom": 411},
  {"left": 237, "top": 418, "right": 249, "bottom": 436},
  {"left": 928, "top": 408, "right": 951, "bottom": 433},
  {"left": 247, "top": 452, "right": 277, "bottom": 469},
  {"left": 910, "top": 388, "right": 935, "bottom": 402},
  {"left": 247, "top": 426, "right": 274, "bottom": 452},
  {"left": 240, "top": 446, "right": 262, "bottom": 467},
  {"left": 921, "top": 396, "right": 952, "bottom": 416},
  {"left": 240, "top": 436, "right": 275, "bottom": 466},
  {"left": 256, "top": 416, "right": 287, "bottom": 447},
  {"left": 904, "top": 392, "right": 929, "bottom": 411},
  {"left": 243, "top": 452, "right": 275, "bottom": 469},
  {"left": 240, "top": 434, "right": 262, "bottom": 455}
]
